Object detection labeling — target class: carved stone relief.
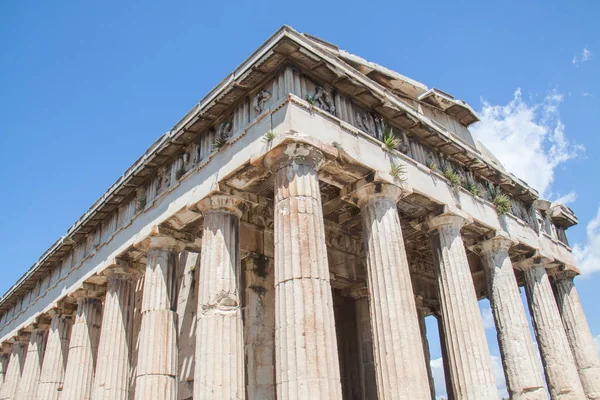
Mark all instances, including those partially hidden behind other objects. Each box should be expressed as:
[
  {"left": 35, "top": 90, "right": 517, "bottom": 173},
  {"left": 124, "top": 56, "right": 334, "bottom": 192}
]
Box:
[
  {"left": 253, "top": 89, "right": 271, "bottom": 113},
  {"left": 313, "top": 86, "right": 336, "bottom": 115}
]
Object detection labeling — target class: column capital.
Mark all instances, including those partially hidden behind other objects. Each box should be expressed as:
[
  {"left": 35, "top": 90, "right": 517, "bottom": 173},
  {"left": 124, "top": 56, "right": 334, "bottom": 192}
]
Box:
[
  {"left": 102, "top": 258, "right": 144, "bottom": 281},
  {"left": 195, "top": 190, "right": 248, "bottom": 218},
  {"left": 477, "top": 233, "right": 516, "bottom": 255},
  {"left": 261, "top": 140, "right": 328, "bottom": 172},
  {"left": 1, "top": 342, "right": 13, "bottom": 354},
  {"left": 71, "top": 283, "right": 106, "bottom": 300},
  {"left": 22, "top": 316, "right": 51, "bottom": 333},
  {"left": 345, "top": 175, "right": 412, "bottom": 208},
  {"left": 47, "top": 302, "right": 76, "bottom": 318},
  {"left": 348, "top": 283, "right": 369, "bottom": 300},
  {"left": 420, "top": 206, "right": 472, "bottom": 233},
  {"left": 134, "top": 225, "right": 190, "bottom": 253},
  {"left": 514, "top": 253, "right": 550, "bottom": 271},
  {"left": 551, "top": 267, "right": 578, "bottom": 281}
]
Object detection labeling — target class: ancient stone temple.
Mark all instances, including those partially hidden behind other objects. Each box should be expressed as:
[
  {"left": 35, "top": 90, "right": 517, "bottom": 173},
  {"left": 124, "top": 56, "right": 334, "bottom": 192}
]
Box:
[{"left": 0, "top": 26, "right": 598, "bottom": 400}]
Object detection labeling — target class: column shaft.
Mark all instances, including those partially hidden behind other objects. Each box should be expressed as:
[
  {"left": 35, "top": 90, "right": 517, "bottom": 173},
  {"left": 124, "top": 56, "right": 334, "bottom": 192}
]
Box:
[
  {"left": 36, "top": 313, "right": 73, "bottom": 400},
  {"left": 359, "top": 191, "right": 431, "bottom": 399},
  {"left": 428, "top": 215, "right": 498, "bottom": 400},
  {"left": 354, "top": 296, "right": 377, "bottom": 400},
  {"left": 417, "top": 306, "right": 436, "bottom": 400},
  {"left": 273, "top": 154, "right": 343, "bottom": 399},
  {"left": 0, "top": 353, "right": 8, "bottom": 392},
  {"left": 16, "top": 329, "right": 47, "bottom": 400},
  {"left": 480, "top": 239, "right": 546, "bottom": 399},
  {"left": 62, "top": 297, "right": 103, "bottom": 400},
  {"left": 93, "top": 270, "right": 138, "bottom": 400},
  {"left": 0, "top": 341, "right": 27, "bottom": 400},
  {"left": 524, "top": 266, "right": 585, "bottom": 399},
  {"left": 134, "top": 245, "right": 179, "bottom": 400},
  {"left": 195, "top": 197, "right": 245, "bottom": 400},
  {"left": 554, "top": 275, "right": 600, "bottom": 399}
]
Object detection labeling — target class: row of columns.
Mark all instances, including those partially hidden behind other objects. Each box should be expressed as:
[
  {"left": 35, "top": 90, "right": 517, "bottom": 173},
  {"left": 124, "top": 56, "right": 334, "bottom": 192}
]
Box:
[{"left": 0, "top": 142, "right": 598, "bottom": 400}]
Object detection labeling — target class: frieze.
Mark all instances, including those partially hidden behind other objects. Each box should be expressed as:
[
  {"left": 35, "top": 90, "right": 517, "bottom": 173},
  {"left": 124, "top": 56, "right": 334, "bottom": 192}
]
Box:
[{"left": 253, "top": 89, "right": 271, "bottom": 113}]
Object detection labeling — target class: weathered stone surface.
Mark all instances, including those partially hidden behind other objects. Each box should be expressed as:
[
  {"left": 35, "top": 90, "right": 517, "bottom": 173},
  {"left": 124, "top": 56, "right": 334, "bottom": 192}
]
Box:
[
  {"left": 0, "top": 353, "right": 8, "bottom": 392},
  {"left": 268, "top": 143, "right": 343, "bottom": 399},
  {"left": 244, "top": 254, "right": 276, "bottom": 400},
  {"left": 356, "top": 182, "right": 432, "bottom": 399},
  {"left": 194, "top": 194, "right": 245, "bottom": 400},
  {"left": 480, "top": 236, "right": 546, "bottom": 399},
  {"left": 92, "top": 267, "right": 140, "bottom": 400},
  {"left": 524, "top": 265, "right": 585, "bottom": 399},
  {"left": 0, "top": 340, "right": 27, "bottom": 400},
  {"left": 427, "top": 214, "right": 498, "bottom": 400},
  {"left": 15, "top": 329, "right": 47, "bottom": 400},
  {"left": 176, "top": 251, "right": 199, "bottom": 400},
  {"left": 134, "top": 237, "right": 184, "bottom": 400},
  {"left": 553, "top": 273, "right": 600, "bottom": 400},
  {"left": 352, "top": 291, "right": 377, "bottom": 400},
  {"left": 36, "top": 311, "right": 73, "bottom": 400},
  {"left": 62, "top": 297, "right": 103, "bottom": 400},
  {"left": 415, "top": 299, "right": 436, "bottom": 400}
]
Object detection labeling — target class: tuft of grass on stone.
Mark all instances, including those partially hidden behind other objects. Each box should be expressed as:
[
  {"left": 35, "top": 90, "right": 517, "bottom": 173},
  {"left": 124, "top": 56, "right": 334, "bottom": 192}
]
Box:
[
  {"left": 493, "top": 193, "right": 512, "bottom": 216},
  {"left": 305, "top": 94, "right": 317, "bottom": 106},
  {"left": 390, "top": 162, "right": 407, "bottom": 183},
  {"left": 382, "top": 126, "right": 401, "bottom": 151},
  {"left": 263, "top": 130, "right": 277, "bottom": 143},
  {"left": 443, "top": 168, "right": 462, "bottom": 186},
  {"left": 466, "top": 182, "right": 481, "bottom": 197}
]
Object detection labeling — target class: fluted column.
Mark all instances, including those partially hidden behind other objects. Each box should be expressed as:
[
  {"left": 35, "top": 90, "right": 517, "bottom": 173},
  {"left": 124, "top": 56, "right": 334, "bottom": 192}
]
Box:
[
  {"left": 194, "top": 193, "right": 246, "bottom": 400},
  {"left": 16, "top": 326, "right": 48, "bottom": 400},
  {"left": 264, "top": 142, "right": 343, "bottom": 399},
  {"left": 425, "top": 213, "right": 498, "bottom": 400},
  {"left": 36, "top": 307, "right": 74, "bottom": 400},
  {"left": 480, "top": 236, "right": 546, "bottom": 399},
  {"left": 349, "top": 181, "right": 431, "bottom": 399},
  {"left": 92, "top": 264, "right": 141, "bottom": 400},
  {"left": 62, "top": 286, "right": 104, "bottom": 400},
  {"left": 350, "top": 286, "right": 377, "bottom": 400},
  {"left": 523, "top": 263, "right": 585, "bottom": 399},
  {"left": 435, "top": 312, "right": 455, "bottom": 400},
  {"left": 0, "top": 337, "right": 27, "bottom": 400},
  {"left": 415, "top": 297, "right": 436, "bottom": 400},
  {"left": 0, "top": 351, "right": 9, "bottom": 392},
  {"left": 134, "top": 234, "right": 185, "bottom": 400},
  {"left": 553, "top": 271, "right": 600, "bottom": 399}
]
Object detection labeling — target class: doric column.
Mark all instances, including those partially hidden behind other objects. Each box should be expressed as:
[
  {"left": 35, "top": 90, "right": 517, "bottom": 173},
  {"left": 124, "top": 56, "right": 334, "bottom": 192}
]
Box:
[
  {"left": 553, "top": 271, "right": 600, "bottom": 399},
  {"left": 349, "top": 285, "right": 377, "bottom": 400},
  {"left": 347, "top": 181, "right": 431, "bottom": 399},
  {"left": 62, "top": 285, "right": 104, "bottom": 400},
  {"left": 0, "top": 337, "right": 28, "bottom": 400},
  {"left": 36, "top": 306, "right": 74, "bottom": 400},
  {"left": 193, "top": 193, "right": 246, "bottom": 400},
  {"left": 16, "top": 324, "right": 48, "bottom": 400},
  {"left": 434, "top": 312, "right": 455, "bottom": 400},
  {"left": 479, "top": 236, "right": 546, "bottom": 399},
  {"left": 134, "top": 233, "right": 185, "bottom": 400},
  {"left": 92, "top": 263, "right": 141, "bottom": 400},
  {"left": 415, "top": 297, "right": 436, "bottom": 400},
  {"left": 264, "top": 142, "right": 343, "bottom": 399},
  {"left": 0, "top": 349, "right": 9, "bottom": 392},
  {"left": 424, "top": 212, "right": 498, "bottom": 400},
  {"left": 523, "top": 263, "right": 585, "bottom": 399}
]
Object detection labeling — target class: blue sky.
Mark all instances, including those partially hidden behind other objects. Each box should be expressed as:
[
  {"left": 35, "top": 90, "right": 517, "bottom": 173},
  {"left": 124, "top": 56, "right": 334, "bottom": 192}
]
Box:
[{"left": 1, "top": 1, "right": 598, "bottom": 397}]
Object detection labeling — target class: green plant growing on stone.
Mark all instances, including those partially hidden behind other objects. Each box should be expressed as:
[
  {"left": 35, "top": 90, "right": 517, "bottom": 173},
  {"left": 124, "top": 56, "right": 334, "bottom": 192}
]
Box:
[
  {"left": 390, "top": 162, "right": 407, "bottom": 183},
  {"left": 212, "top": 134, "right": 228, "bottom": 150},
  {"left": 305, "top": 94, "right": 317, "bottom": 106},
  {"left": 382, "top": 126, "right": 401, "bottom": 151},
  {"left": 493, "top": 193, "right": 512, "bottom": 216},
  {"left": 428, "top": 161, "right": 437, "bottom": 171},
  {"left": 263, "top": 130, "right": 277, "bottom": 143},
  {"left": 443, "top": 167, "right": 461, "bottom": 186},
  {"left": 466, "top": 182, "right": 481, "bottom": 197}
]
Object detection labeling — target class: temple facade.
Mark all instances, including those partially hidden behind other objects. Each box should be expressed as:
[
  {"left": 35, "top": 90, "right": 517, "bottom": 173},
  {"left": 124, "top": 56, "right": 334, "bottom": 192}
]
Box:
[{"left": 0, "top": 26, "right": 598, "bottom": 400}]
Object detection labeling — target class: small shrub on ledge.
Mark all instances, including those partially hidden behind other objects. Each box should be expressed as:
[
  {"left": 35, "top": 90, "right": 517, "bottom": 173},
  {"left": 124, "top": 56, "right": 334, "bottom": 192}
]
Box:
[{"left": 493, "top": 193, "right": 512, "bottom": 216}]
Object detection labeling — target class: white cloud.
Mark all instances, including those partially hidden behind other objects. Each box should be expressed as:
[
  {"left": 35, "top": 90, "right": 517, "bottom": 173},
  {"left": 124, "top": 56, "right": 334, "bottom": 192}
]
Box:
[
  {"left": 471, "top": 88, "right": 583, "bottom": 198},
  {"left": 553, "top": 191, "right": 577, "bottom": 206},
  {"left": 594, "top": 335, "right": 600, "bottom": 354},
  {"left": 430, "top": 356, "right": 508, "bottom": 399},
  {"left": 481, "top": 306, "right": 495, "bottom": 330},
  {"left": 573, "top": 47, "right": 591, "bottom": 66},
  {"left": 573, "top": 207, "right": 600, "bottom": 277}
]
